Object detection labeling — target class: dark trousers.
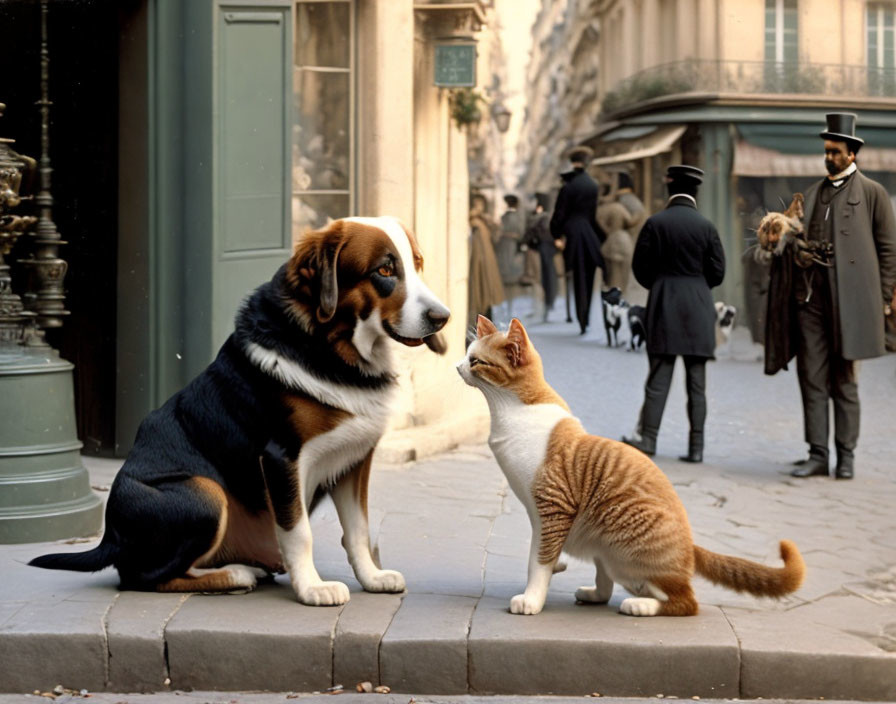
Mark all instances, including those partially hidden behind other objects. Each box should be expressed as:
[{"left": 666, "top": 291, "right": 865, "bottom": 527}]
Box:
[
  {"left": 570, "top": 257, "right": 597, "bottom": 333},
  {"left": 794, "top": 268, "right": 859, "bottom": 458},
  {"left": 638, "top": 354, "right": 707, "bottom": 437},
  {"left": 538, "top": 246, "right": 558, "bottom": 311}
]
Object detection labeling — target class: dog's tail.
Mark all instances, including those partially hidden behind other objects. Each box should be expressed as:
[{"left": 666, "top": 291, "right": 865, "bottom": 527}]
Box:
[
  {"left": 29, "top": 538, "right": 119, "bottom": 573},
  {"left": 693, "top": 539, "right": 805, "bottom": 598}
]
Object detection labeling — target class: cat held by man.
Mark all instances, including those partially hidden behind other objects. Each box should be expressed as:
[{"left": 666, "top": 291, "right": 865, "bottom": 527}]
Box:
[{"left": 457, "top": 316, "right": 806, "bottom": 617}]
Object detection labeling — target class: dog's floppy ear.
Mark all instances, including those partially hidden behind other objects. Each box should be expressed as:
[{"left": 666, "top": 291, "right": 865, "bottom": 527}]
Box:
[
  {"left": 289, "top": 220, "right": 347, "bottom": 324},
  {"left": 504, "top": 318, "right": 530, "bottom": 367},
  {"left": 476, "top": 315, "right": 498, "bottom": 338},
  {"left": 785, "top": 193, "right": 804, "bottom": 220}
]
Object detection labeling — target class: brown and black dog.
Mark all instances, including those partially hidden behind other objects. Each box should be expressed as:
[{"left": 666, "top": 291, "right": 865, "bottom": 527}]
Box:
[{"left": 31, "top": 217, "right": 449, "bottom": 605}]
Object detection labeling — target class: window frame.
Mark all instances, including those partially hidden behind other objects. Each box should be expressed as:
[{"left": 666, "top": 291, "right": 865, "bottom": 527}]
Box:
[{"left": 292, "top": 0, "right": 356, "bottom": 232}]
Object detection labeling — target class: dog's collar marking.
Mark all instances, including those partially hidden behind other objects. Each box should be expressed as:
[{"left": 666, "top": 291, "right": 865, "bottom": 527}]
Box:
[{"left": 245, "top": 342, "right": 395, "bottom": 415}]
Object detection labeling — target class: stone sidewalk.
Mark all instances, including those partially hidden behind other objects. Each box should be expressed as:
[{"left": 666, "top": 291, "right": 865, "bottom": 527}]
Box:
[{"left": 1, "top": 315, "right": 895, "bottom": 700}]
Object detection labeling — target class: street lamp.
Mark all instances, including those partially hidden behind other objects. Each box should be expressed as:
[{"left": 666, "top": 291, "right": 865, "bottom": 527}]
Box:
[
  {"left": 0, "top": 2, "right": 102, "bottom": 544},
  {"left": 491, "top": 100, "right": 512, "bottom": 133}
]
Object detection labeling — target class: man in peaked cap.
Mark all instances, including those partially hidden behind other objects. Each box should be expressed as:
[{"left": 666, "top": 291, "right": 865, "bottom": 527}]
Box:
[
  {"left": 765, "top": 113, "right": 896, "bottom": 480},
  {"left": 622, "top": 164, "right": 726, "bottom": 463}
]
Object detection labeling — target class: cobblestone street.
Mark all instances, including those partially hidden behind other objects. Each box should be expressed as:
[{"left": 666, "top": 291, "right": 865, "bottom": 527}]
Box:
[{"left": 2, "top": 298, "right": 895, "bottom": 699}]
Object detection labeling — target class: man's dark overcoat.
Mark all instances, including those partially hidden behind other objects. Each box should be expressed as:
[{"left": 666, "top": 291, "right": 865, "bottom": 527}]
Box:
[
  {"left": 632, "top": 196, "right": 726, "bottom": 358},
  {"left": 764, "top": 169, "right": 896, "bottom": 373},
  {"left": 550, "top": 167, "right": 605, "bottom": 330}
]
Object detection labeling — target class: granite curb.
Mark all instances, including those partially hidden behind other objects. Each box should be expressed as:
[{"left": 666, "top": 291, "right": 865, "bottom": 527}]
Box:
[{"left": 2, "top": 557, "right": 894, "bottom": 699}]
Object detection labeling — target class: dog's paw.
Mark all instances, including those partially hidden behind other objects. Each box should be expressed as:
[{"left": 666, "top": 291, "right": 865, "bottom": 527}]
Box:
[
  {"left": 575, "top": 585, "right": 611, "bottom": 604},
  {"left": 509, "top": 593, "right": 544, "bottom": 615},
  {"left": 619, "top": 597, "right": 661, "bottom": 616},
  {"left": 297, "top": 580, "right": 351, "bottom": 606},
  {"left": 361, "top": 569, "right": 406, "bottom": 594}
]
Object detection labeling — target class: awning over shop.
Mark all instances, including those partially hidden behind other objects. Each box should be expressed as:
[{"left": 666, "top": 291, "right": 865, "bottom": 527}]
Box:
[
  {"left": 734, "top": 122, "right": 896, "bottom": 176},
  {"left": 590, "top": 125, "right": 686, "bottom": 166},
  {"left": 733, "top": 139, "right": 896, "bottom": 176}
]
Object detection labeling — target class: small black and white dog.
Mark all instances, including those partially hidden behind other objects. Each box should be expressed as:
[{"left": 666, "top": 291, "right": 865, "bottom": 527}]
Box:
[
  {"left": 600, "top": 287, "right": 628, "bottom": 347},
  {"left": 628, "top": 305, "right": 647, "bottom": 351},
  {"left": 715, "top": 301, "right": 737, "bottom": 349}
]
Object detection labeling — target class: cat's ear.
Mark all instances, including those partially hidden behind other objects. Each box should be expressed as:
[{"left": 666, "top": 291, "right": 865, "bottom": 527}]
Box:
[
  {"left": 476, "top": 315, "right": 498, "bottom": 338},
  {"left": 505, "top": 318, "right": 529, "bottom": 367},
  {"left": 785, "top": 192, "right": 804, "bottom": 220}
]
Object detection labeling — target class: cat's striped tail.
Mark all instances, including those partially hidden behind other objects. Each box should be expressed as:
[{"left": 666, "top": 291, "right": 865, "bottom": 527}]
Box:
[{"left": 693, "top": 539, "right": 805, "bottom": 597}]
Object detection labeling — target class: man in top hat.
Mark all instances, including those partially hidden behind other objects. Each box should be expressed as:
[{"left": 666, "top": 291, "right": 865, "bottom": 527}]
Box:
[
  {"left": 765, "top": 113, "right": 896, "bottom": 480},
  {"left": 524, "top": 191, "right": 559, "bottom": 321},
  {"left": 622, "top": 164, "right": 726, "bottom": 463},
  {"left": 550, "top": 145, "right": 605, "bottom": 334}
]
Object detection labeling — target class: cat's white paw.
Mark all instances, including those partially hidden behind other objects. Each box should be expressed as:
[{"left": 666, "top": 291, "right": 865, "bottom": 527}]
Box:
[
  {"left": 552, "top": 561, "right": 568, "bottom": 574},
  {"left": 575, "top": 585, "right": 611, "bottom": 604},
  {"left": 619, "top": 597, "right": 661, "bottom": 616},
  {"left": 510, "top": 593, "right": 544, "bottom": 615},
  {"left": 297, "top": 580, "right": 351, "bottom": 606},
  {"left": 361, "top": 569, "right": 406, "bottom": 593}
]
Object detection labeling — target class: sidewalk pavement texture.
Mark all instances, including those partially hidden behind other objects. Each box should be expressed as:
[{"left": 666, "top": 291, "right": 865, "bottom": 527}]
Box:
[{"left": 2, "top": 301, "right": 895, "bottom": 700}]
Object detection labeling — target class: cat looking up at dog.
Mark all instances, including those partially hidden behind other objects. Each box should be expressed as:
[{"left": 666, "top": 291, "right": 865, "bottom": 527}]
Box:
[{"left": 458, "top": 316, "right": 805, "bottom": 617}]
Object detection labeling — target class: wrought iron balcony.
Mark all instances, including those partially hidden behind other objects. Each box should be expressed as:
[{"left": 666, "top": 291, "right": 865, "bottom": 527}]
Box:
[{"left": 601, "top": 60, "right": 896, "bottom": 115}]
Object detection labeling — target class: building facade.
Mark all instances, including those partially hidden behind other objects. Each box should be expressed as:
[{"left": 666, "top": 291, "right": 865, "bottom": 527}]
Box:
[
  {"left": 591, "top": 0, "right": 896, "bottom": 317},
  {"left": 0, "top": 0, "right": 493, "bottom": 457},
  {"left": 516, "top": 0, "right": 602, "bottom": 197}
]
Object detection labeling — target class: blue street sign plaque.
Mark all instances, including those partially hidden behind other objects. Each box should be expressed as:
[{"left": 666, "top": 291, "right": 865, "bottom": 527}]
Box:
[{"left": 434, "top": 43, "right": 476, "bottom": 87}]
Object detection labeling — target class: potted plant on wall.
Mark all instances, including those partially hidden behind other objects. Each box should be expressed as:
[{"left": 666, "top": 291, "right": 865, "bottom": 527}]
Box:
[{"left": 449, "top": 87, "right": 485, "bottom": 133}]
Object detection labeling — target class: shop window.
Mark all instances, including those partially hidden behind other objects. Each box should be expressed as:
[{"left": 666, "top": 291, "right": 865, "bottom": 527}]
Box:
[
  {"left": 867, "top": 3, "right": 896, "bottom": 96},
  {"left": 293, "top": 0, "right": 354, "bottom": 236},
  {"left": 763, "top": 0, "right": 798, "bottom": 91}
]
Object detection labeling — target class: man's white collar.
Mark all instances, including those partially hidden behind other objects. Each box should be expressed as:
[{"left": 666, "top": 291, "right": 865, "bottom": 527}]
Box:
[
  {"left": 666, "top": 193, "right": 697, "bottom": 207},
  {"left": 828, "top": 162, "right": 857, "bottom": 184}
]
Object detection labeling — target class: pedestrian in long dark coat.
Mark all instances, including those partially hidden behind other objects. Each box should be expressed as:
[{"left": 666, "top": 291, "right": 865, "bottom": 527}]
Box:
[
  {"left": 550, "top": 146, "right": 605, "bottom": 334},
  {"left": 524, "top": 192, "right": 558, "bottom": 321},
  {"left": 765, "top": 113, "right": 896, "bottom": 480},
  {"left": 496, "top": 194, "right": 525, "bottom": 286},
  {"left": 622, "top": 165, "right": 726, "bottom": 463}
]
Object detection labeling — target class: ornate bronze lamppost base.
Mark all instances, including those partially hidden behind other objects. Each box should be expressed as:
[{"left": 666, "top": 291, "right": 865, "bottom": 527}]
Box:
[
  {"left": 0, "top": 346, "right": 103, "bottom": 544},
  {"left": 0, "top": 0, "right": 103, "bottom": 545}
]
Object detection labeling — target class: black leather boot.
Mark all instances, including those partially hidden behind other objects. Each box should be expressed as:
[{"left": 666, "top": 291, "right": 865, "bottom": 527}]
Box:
[
  {"left": 622, "top": 429, "right": 657, "bottom": 457},
  {"left": 835, "top": 449, "right": 854, "bottom": 479},
  {"left": 790, "top": 450, "right": 829, "bottom": 478},
  {"left": 679, "top": 430, "right": 703, "bottom": 463}
]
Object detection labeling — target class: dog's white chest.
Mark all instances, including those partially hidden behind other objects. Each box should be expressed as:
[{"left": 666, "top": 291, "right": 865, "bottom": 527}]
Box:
[
  {"left": 488, "top": 402, "right": 570, "bottom": 511},
  {"left": 298, "top": 408, "right": 389, "bottom": 502}
]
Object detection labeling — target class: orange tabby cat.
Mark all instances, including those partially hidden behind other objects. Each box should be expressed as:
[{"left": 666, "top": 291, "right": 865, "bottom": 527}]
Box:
[{"left": 457, "top": 316, "right": 805, "bottom": 616}]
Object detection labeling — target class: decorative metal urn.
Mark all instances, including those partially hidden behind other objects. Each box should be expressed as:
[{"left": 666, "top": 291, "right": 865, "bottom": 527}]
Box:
[{"left": 0, "top": 2, "right": 102, "bottom": 544}]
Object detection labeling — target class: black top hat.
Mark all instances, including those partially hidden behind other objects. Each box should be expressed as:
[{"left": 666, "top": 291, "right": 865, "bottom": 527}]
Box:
[
  {"left": 503, "top": 193, "right": 519, "bottom": 207},
  {"left": 665, "top": 164, "right": 704, "bottom": 184},
  {"left": 564, "top": 145, "right": 594, "bottom": 164},
  {"left": 534, "top": 192, "right": 551, "bottom": 210},
  {"left": 819, "top": 112, "right": 864, "bottom": 147}
]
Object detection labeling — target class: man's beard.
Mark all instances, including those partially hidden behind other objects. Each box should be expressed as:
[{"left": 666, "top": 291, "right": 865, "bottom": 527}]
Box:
[{"left": 825, "top": 160, "right": 840, "bottom": 176}]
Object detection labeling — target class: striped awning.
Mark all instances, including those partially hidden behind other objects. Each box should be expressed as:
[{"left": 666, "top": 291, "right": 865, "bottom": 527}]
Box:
[{"left": 733, "top": 139, "right": 896, "bottom": 176}]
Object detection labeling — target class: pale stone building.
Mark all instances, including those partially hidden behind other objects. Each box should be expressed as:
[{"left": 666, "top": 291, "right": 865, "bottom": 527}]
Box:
[
  {"left": 591, "top": 0, "right": 896, "bottom": 318},
  {"left": 519, "top": 0, "right": 896, "bottom": 322},
  {"left": 516, "top": 0, "right": 603, "bottom": 196}
]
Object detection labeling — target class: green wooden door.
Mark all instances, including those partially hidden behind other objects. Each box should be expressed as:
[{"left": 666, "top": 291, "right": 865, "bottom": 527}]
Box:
[
  {"left": 212, "top": 6, "right": 294, "bottom": 348},
  {"left": 117, "top": 0, "right": 293, "bottom": 453}
]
